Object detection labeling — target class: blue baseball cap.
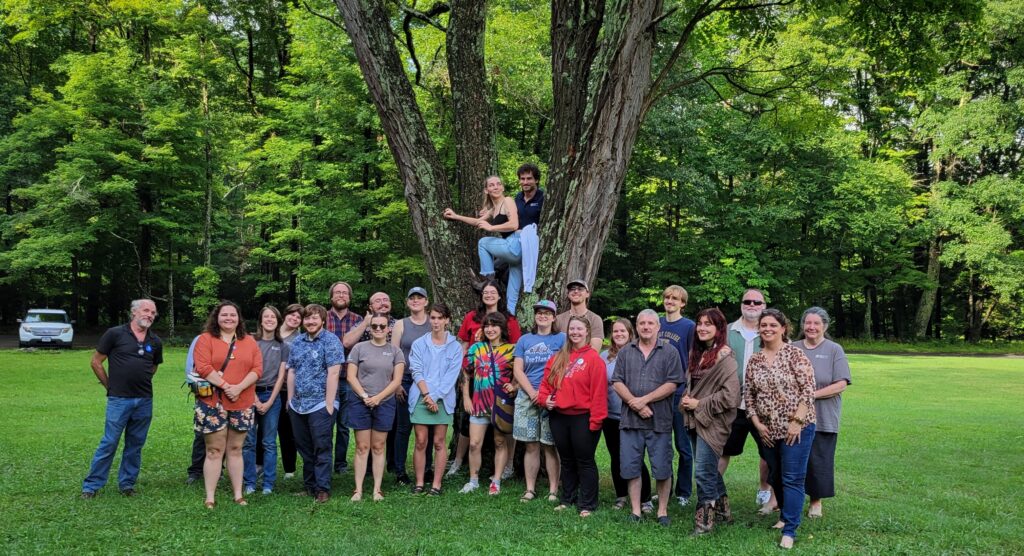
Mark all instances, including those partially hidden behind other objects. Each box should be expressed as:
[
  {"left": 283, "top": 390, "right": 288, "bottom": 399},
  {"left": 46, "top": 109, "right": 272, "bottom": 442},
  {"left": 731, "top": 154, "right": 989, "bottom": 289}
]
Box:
[{"left": 533, "top": 299, "right": 557, "bottom": 313}]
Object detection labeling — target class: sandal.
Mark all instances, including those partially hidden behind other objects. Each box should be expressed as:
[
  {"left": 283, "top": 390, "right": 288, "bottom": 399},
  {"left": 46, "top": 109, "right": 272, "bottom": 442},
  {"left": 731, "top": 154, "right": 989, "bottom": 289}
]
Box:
[
  {"left": 547, "top": 492, "right": 559, "bottom": 503},
  {"left": 204, "top": 500, "right": 216, "bottom": 509},
  {"left": 233, "top": 497, "right": 247, "bottom": 506},
  {"left": 554, "top": 504, "right": 569, "bottom": 512},
  {"left": 373, "top": 490, "right": 385, "bottom": 501},
  {"left": 613, "top": 497, "right": 627, "bottom": 510},
  {"left": 520, "top": 490, "right": 536, "bottom": 502},
  {"left": 351, "top": 491, "right": 363, "bottom": 502},
  {"left": 579, "top": 510, "right": 593, "bottom": 518},
  {"left": 428, "top": 487, "right": 443, "bottom": 496},
  {"left": 411, "top": 485, "right": 425, "bottom": 495}
]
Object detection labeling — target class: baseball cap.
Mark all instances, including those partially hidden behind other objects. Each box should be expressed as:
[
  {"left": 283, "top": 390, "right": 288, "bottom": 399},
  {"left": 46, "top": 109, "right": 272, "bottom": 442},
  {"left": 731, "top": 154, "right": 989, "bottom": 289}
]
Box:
[
  {"left": 533, "top": 299, "right": 557, "bottom": 313},
  {"left": 407, "top": 287, "right": 428, "bottom": 298},
  {"left": 566, "top": 279, "right": 589, "bottom": 290}
]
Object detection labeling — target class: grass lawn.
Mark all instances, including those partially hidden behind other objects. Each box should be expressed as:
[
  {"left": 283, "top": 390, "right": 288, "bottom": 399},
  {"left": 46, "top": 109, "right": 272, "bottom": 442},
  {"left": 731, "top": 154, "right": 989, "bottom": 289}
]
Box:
[{"left": 0, "top": 349, "right": 1021, "bottom": 554}]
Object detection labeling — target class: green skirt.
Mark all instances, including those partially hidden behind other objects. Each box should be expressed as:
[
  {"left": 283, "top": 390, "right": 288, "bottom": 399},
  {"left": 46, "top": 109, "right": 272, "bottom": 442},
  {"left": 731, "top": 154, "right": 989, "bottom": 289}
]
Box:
[{"left": 411, "top": 397, "right": 453, "bottom": 426}]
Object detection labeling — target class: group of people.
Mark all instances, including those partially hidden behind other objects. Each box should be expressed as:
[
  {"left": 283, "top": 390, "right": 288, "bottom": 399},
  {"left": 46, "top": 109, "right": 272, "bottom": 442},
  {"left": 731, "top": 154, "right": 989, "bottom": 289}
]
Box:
[{"left": 79, "top": 168, "right": 851, "bottom": 550}]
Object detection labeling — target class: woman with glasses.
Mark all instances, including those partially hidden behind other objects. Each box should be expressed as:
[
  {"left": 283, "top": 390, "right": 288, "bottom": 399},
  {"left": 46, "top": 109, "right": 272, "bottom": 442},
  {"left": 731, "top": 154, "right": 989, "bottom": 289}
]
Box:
[
  {"left": 242, "top": 306, "right": 289, "bottom": 495},
  {"left": 193, "top": 301, "right": 263, "bottom": 508},
  {"left": 347, "top": 313, "right": 405, "bottom": 501}
]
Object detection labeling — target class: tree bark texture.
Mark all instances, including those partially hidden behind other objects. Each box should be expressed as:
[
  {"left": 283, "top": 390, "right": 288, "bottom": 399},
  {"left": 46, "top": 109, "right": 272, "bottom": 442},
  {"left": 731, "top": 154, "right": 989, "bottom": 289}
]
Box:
[
  {"left": 334, "top": 0, "right": 477, "bottom": 316},
  {"left": 913, "top": 236, "right": 940, "bottom": 338},
  {"left": 538, "top": 0, "right": 664, "bottom": 305},
  {"left": 447, "top": 0, "right": 497, "bottom": 210}
]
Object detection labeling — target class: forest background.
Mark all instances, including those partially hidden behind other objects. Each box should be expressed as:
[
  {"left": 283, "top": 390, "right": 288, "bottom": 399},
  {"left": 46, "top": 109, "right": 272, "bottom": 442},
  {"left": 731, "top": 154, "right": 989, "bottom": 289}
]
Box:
[{"left": 0, "top": 0, "right": 1021, "bottom": 343}]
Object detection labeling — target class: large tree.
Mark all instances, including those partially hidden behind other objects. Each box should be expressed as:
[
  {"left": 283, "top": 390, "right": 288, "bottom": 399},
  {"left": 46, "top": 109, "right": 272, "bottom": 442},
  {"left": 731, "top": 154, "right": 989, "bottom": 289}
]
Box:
[{"left": 333, "top": 0, "right": 788, "bottom": 314}]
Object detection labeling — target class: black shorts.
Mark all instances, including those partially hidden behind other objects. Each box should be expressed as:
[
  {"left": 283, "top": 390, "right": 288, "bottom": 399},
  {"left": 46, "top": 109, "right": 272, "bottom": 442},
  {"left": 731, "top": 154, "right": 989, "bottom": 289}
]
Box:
[{"left": 722, "top": 411, "right": 763, "bottom": 457}]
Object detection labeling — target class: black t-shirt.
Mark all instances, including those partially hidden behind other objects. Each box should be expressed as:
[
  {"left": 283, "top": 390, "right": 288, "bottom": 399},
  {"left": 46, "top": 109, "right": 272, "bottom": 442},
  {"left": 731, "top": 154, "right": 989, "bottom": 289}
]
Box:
[{"left": 97, "top": 324, "right": 164, "bottom": 398}]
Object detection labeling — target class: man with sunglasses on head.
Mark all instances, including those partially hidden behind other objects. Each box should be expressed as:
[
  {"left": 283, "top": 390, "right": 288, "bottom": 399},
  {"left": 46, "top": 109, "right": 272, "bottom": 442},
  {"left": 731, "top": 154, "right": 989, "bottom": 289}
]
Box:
[
  {"left": 82, "top": 299, "right": 163, "bottom": 499},
  {"left": 720, "top": 288, "right": 774, "bottom": 509}
]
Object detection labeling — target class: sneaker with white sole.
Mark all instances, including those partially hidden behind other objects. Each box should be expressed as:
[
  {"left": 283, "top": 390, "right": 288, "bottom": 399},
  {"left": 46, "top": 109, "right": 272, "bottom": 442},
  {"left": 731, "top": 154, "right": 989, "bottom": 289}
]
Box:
[
  {"left": 459, "top": 481, "right": 479, "bottom": 494},
  {"left": 488, "top": 481, "right": 501, "bottom": 495},
  {"left": 244, "top": 486, "right": 256, "bottom": 495},
  {"left": 756, "top": 489, "right": 771, "bottom": 506},
  {"left": 284, "top": 472, "right": 294, "bottom": 479},
  {"left": 677, "top": 496, "right": 689, "bottom": 507},
  {"left": 501, "top": 465, "right": 514, "bottom": 481},
  {"left": 446, "top": 461, "right": 463, "bottom": 478}
]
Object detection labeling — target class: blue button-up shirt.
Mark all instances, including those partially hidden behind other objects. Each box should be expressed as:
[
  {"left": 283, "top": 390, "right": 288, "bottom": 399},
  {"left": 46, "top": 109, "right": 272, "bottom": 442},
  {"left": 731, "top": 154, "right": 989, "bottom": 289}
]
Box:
[{"left": 287, "top": 329, "right": 345, "bottom": 414}]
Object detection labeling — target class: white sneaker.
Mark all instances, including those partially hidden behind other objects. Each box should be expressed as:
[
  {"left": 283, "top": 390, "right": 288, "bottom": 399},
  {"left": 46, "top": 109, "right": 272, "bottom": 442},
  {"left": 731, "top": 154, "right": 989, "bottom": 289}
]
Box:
[
  {"left": 677, "top": 496, "right": 689, "bottom": 507},
  {"left": 244, "top": 486, "right": 256, "bottom": 495},
  {"left": 459, "top": 481, "right": 479, "bottom": 494},
  {"left": 756, "top": 489, "right": 771, "bottom": 506},
  {"left": 284, "top": 472, "right": 294, "bottom": 479},
  {"left": 501, "top": 464, "right": 514, "bottom": 481},
  {"left": 446, "top": 460, "right": 463, "bottom": 478}
]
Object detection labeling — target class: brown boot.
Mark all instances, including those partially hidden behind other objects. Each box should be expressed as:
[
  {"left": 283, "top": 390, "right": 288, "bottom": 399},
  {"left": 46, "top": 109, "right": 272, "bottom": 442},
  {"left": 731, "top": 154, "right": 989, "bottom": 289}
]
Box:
[
  {"left": 693, "top": 502, "right": 715, "bottom": 535},
  {"left": 715, "top": 494, "right": 734, "bottom": 524}
]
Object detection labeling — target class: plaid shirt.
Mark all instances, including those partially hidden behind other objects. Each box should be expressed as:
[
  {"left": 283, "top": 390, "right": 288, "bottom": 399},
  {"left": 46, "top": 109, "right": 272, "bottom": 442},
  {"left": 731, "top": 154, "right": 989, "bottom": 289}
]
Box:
[{"left": 325, "top": 309, "right": 361, "bottom": 377}]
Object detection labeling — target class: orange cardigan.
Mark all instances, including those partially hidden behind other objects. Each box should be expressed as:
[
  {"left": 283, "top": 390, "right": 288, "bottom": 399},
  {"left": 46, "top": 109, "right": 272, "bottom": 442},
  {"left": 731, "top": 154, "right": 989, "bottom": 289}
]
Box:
[{"left": 195, "top": 333, "right": 263, "bottom": 410}]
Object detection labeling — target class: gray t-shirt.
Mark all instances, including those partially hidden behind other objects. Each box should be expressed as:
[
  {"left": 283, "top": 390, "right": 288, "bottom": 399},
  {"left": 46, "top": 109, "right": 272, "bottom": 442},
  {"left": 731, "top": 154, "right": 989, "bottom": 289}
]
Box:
[
  {"left": 257, "top": 338, "right": 289, "bottom": 388},
  {"left": 348, "top": 340, "right": 406, "bottom": 398},
  {"left": 610, "top": 340, "right": 684, "bottom": 433},
  {"left": 398, "top": 316, "right": 431, "bottom": 375},
  {"left": 793, "top": 339, "right": 852, "bottom": 433},
  {"left": 556, "top": 309, "right": 605, "bottom": 342}
]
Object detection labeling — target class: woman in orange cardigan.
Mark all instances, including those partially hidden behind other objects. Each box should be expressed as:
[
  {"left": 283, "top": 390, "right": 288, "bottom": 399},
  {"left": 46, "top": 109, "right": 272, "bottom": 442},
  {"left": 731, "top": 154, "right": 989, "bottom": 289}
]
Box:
[
  {"left": 538, "top": 315, "right": 607, "bottom": 517},
  {"left": 194, "top": 301, "right": 263, "bottom": 508}
]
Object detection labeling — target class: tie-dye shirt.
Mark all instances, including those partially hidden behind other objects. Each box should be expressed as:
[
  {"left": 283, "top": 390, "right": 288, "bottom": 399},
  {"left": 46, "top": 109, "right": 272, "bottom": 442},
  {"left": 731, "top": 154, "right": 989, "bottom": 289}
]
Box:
[{"left": 464, "top": 342, "right": 515, "bottom": 417}]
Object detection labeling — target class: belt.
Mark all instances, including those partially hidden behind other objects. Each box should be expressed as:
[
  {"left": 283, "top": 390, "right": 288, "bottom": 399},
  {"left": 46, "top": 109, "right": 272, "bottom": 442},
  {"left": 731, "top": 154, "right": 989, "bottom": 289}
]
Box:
[{"left": 255, "top": 386, "right": 275, "bottom": 393}]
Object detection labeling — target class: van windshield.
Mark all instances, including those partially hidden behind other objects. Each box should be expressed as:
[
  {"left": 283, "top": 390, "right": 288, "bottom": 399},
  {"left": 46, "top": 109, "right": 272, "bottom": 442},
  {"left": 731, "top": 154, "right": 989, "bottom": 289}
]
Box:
[{"left": 26, "top": 313, "right": 68, "bottom": 323}]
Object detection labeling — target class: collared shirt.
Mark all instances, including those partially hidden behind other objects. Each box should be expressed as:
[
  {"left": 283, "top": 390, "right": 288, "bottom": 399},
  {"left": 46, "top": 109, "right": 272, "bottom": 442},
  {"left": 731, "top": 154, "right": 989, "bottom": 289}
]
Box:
[
  {"left": 610, "top": 340, "right": 684, "bottom": 433},
  {"left": 287, "top": 329, "right": 346, "bottom": 414},
  {"left": 727, "top": 318, "right": 761, "bottom": 410},
  {"left": 325, "top": 309, "right": 362, "bottom": 352},
  {"left": 514, "top": 188, "right": 544, "bottom": 229},
  {"left": 97, "top": 323, "right": 163, "bottom": 398}
]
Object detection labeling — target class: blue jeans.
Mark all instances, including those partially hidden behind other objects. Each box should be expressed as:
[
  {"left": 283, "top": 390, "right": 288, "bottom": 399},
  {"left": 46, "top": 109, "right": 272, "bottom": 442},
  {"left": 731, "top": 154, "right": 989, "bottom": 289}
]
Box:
[
  {"left": 334, "top": 381, "right": 351, "bottom": 472},
  {"left": 291, "top": 406, "right": 335, "bottom": 494},
  {"left": 82, "top": 397, "right": 153, "bottom": 493},
  {"left": 672, "top": 391, "right": 694, "bottom": 498},
  {"left": 762, "top": 423, "right": 816, "bottom": 538},
  {"left": 478, "top": 234, "right": 522, "bottom": 314},
  {"left": 243, "top": 390, "right": 281, "bottom": 491},
  {"left": 688, "top": 430, "right": 726, "bottom": 504}
]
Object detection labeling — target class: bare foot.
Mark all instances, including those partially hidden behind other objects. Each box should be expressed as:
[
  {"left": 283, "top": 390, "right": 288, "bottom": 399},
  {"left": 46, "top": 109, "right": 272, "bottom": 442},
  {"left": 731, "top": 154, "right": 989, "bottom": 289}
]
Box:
[
  {"left": 808, "top": 503, "right": 823, "bottom": 518},
  {"left": 779, "top": 535, "right": 794, "bottom": 549}
]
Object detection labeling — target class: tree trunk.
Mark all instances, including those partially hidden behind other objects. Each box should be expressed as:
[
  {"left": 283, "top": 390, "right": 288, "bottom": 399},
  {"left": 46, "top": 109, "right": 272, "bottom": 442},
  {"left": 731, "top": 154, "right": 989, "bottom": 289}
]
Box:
[
  {"left": 334, "top": 0, "right": 477, "bottom": 316},
  {"left": 447, "top": 0, "right": 497, "bottom": 209},
  {"left": 913, "top": 236, "right": 940, "bottom": 338},
  {"left": 537, "top": 0, "right": 664, "bottom": 305}
]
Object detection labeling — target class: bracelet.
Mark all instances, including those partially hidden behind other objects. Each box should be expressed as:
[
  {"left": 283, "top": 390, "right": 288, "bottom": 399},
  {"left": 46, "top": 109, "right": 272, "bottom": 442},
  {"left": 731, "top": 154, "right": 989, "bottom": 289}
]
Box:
[{"left": 790, "top": 416, "right": 805, "bottom": 425}]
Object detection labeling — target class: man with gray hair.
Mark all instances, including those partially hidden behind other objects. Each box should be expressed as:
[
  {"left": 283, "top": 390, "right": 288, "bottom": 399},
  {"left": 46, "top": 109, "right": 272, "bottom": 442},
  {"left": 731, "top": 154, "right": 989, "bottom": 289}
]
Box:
[
  {"left": 82, "top": 299, "right": 163, "bottom": 498},
  {"left": 611, "top": 309, "right": 684, "bottom": 526}
]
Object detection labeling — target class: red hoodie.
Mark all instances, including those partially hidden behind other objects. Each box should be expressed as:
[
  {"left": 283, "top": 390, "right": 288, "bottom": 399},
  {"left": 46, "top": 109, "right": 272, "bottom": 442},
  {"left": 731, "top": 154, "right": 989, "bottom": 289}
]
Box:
[{"left": 537, "top": 345, "right": 608, "bottom": 431}]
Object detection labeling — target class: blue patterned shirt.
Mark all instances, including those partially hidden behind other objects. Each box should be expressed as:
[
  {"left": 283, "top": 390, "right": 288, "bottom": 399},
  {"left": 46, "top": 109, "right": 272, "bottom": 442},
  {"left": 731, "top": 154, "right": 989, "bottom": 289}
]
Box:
[{"left": 287, "top": 329, "right": 346, "bottom": 414}]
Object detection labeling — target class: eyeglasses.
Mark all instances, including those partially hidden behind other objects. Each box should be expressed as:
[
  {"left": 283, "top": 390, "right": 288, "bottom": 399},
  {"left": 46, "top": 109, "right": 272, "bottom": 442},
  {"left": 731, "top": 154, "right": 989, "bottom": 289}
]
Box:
[
  {"left": 370, "top": 324, "right": 388, "bottom": 331},
  {"left": 742, "top": 300, "right": 765, "bottom": 306},
  {"left": 567, "top": 286, "right": 586, "bottom": 292}
]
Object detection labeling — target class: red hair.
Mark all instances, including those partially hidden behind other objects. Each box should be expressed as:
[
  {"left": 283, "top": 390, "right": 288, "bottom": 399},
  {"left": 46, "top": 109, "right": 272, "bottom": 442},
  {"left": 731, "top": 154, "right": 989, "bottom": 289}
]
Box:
[{"left": 688, "top": 308, "right": 728, "bottom": 375}]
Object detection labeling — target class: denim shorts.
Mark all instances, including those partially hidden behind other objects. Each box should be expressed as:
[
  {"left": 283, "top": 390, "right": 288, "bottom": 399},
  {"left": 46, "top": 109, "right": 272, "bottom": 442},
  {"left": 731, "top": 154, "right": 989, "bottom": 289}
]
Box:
[
  {"left": 347, "top": 394, "right": 397, "bottom": 432},
  {"left": 194, "top": 401, "right": 254, "bottom": 434},
  {"left": 468, "top": 415, "right": 491, "bottom": 426}
]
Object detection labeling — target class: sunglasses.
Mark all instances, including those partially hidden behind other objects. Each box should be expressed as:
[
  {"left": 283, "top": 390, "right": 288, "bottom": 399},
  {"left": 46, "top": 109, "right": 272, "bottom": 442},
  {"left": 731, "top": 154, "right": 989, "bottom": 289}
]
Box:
[
  {"left": 370, "top": 324, "right": 388, "bottom": 331},
  {"left": 742, "top": 300, "right": 765, "bottom": 306}
]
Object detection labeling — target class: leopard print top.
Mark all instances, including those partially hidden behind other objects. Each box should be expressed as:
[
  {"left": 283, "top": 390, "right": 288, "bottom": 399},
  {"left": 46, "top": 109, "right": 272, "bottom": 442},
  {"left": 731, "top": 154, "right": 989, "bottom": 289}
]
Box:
[{"left": 744, "top": 343, "right": 816, "bottom": 440}]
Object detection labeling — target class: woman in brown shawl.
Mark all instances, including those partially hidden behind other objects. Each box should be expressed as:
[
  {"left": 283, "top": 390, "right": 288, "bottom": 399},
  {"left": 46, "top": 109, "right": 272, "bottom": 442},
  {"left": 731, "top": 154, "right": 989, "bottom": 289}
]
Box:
[{"left": 680, "top": 307, "right": 740, "bottom": 535}]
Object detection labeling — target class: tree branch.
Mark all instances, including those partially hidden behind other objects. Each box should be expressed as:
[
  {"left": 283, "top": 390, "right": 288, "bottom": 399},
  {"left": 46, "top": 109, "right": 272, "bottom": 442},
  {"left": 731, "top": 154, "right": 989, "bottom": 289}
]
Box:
[
  {"left": 394, "top": 1, "right": 450, "bottom": 32},
  {"left": 302, "top": 1, "right": 344, "bottom": 29}
]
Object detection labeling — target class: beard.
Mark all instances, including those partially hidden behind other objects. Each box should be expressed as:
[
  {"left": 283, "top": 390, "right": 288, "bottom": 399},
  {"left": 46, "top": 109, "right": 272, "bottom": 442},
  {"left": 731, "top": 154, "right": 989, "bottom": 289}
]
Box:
[
  {"left": 135, "top": 316, "right": 153, "bottom": 329},
  {"left": 331, "top": 300, "right": 349, "bottom": 311}
]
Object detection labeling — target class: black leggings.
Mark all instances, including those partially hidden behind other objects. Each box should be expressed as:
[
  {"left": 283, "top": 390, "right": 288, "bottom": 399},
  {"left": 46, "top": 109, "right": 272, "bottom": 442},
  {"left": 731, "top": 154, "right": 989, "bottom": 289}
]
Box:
[
  {"left": 602, "top": 418, "right": 651, "bottom": 502},
  {"left": 549, "top": 411, "right": 600, "bottom": 511}
]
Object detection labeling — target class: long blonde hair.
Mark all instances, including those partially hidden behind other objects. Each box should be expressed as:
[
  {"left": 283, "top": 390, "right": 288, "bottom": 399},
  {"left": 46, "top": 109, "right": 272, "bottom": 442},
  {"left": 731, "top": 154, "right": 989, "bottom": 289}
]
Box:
[
  {"left": 480, "top": 176, "right": 505, "bottom": 218},
  {"left": 545, "top": 315, "right": 591, "bottom": 389}
]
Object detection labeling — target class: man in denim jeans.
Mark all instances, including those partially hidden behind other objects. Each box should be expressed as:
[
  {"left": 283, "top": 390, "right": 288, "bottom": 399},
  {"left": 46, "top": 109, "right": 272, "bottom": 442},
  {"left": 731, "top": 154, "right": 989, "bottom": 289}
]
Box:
[{"left": 82, "top": 299, "right": 163, "bottom": 498}]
